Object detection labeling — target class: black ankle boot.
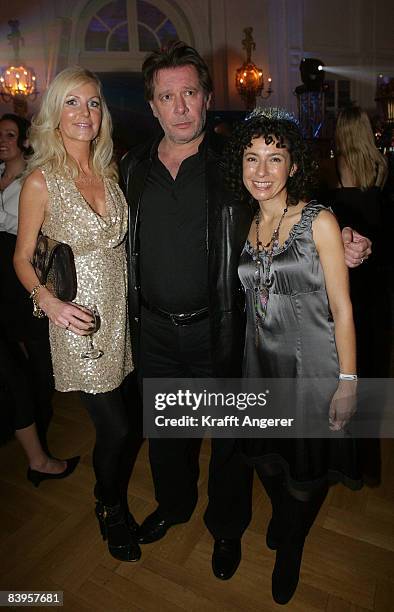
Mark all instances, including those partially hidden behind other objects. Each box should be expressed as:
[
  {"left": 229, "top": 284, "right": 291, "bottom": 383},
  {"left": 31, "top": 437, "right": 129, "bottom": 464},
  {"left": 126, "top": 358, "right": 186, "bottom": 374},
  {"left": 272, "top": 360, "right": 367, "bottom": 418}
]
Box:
[
  {"left": 95, "top": 501, "right": 141, "bottom": 562},
  {"left": 271, "top": 533, "right": 305, "bottom": 604},
  {"left": 271, "top": 489, "right": 318, "bottom": 605},
  {"left": 94, "top": 484, "right": 139, "bottom": 537}
]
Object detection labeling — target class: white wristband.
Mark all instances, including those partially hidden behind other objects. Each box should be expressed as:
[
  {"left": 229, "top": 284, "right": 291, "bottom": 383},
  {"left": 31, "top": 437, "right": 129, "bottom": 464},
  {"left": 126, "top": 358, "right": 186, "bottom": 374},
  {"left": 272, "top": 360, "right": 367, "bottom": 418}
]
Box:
[{"left": 339, "top": 373, "right": 358, "bottom": 380}]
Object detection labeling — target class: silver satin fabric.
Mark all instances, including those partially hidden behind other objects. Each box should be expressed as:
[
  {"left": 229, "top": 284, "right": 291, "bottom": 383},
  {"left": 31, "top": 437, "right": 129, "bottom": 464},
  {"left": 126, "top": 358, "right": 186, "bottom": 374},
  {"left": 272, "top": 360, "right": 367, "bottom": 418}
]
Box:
[
  {"left": 239, "top": 201, "right": 339, "bottom": 380},
  {"left": 238, "top": 202, "right": 364, "bottom": 490}
]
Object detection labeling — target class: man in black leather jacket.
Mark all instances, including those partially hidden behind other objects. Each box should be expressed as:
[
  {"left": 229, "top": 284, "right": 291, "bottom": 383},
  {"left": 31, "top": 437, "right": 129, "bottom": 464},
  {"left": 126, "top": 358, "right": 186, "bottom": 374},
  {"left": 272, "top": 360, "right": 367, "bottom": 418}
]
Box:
[
  {"left": 120, "top": 41, "right": 371, "bottom": 580},
  {"left": 120, "top": 41, "right": 254, "bottom": 580}
]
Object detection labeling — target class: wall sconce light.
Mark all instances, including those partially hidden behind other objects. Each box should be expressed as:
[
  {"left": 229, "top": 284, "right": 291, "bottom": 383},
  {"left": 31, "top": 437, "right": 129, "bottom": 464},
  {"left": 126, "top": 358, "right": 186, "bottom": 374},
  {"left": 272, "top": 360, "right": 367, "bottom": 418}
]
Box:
[
  {"left": 0, "top": 20, "right": 38, "bottom": 116},
  {"left": 235, "top": 27, "right": 272, "bottom": 110}
]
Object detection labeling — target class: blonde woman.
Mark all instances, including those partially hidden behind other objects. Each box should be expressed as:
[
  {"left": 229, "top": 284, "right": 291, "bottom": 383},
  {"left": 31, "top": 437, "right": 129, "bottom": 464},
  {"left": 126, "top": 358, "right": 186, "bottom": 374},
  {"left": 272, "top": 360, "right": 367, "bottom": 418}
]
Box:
[
  {"left": 332, "top": 106, "right": 390, "bottom": 377},
  {"left": 335, "top": 106, "right": 387, "bottom": 190},
  {"left": 14, "top": 66, "right": 140, "bottom": 562}
]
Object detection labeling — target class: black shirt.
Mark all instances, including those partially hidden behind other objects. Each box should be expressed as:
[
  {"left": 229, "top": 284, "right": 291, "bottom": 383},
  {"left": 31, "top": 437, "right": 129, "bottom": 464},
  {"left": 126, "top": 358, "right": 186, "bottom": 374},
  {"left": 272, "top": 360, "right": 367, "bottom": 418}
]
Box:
[{"left": 139, "top": 137, "right": 208, "bottom": 312}]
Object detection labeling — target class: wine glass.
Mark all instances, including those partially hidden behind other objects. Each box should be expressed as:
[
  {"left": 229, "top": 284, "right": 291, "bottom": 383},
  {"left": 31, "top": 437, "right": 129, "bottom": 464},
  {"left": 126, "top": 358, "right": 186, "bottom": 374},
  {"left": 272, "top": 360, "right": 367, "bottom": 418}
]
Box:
[{"left": 79, "top": 304, "right": 104, "bottom": 359}]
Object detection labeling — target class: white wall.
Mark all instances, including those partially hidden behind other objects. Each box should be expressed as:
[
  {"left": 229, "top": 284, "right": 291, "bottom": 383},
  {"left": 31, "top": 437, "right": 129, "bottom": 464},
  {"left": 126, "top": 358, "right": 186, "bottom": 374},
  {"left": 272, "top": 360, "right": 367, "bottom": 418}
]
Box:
[{"left": 263, "top": 0, "right": 394, "bottom": 114}]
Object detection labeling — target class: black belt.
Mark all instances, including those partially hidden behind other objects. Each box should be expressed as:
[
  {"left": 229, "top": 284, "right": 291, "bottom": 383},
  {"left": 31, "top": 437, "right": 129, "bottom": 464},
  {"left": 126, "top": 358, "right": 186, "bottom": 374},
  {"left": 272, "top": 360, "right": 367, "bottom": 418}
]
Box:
[{"left": 141, "top": 297, "right": 209, "bottom": 326}]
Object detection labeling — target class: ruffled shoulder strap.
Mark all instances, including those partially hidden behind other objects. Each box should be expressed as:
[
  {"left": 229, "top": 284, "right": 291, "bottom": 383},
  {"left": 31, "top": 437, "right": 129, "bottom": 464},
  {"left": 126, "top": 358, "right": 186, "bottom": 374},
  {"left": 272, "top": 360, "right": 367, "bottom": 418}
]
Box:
[
  {"left": 295, "top": 200, "right": 330, "bottom": 232},
  {"left": 275, "top": 201, "right": 330, "bottom": 254}
]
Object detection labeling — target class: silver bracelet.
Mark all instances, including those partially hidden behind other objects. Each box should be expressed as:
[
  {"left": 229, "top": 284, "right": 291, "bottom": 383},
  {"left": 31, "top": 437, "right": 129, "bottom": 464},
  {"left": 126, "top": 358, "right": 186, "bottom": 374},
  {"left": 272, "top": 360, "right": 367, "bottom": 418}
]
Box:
[{"left": 339, "top": 373, "right": 358, "bottom": 380}]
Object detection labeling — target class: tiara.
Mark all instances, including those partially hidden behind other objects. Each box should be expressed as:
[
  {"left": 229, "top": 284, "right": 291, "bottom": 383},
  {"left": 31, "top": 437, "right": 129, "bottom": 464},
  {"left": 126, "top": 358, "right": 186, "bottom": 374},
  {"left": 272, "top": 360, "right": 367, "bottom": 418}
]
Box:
[{"left": 245, "top": 107, "right": 299, "bottom": 125}]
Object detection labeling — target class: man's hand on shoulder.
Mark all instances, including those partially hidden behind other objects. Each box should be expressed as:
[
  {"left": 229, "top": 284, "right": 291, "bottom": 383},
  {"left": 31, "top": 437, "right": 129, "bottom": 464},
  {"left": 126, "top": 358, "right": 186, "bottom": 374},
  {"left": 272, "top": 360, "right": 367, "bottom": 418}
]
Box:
[{"left": 342, "top": 227, "right": 372, "bottom": 268}]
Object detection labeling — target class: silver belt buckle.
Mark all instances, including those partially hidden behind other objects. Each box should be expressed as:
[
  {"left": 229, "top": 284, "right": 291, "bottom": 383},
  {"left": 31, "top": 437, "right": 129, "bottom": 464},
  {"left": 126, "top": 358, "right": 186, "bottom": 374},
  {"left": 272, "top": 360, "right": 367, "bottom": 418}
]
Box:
[{"left": 172, "top": 312, "right": 189, "bottom": 326}]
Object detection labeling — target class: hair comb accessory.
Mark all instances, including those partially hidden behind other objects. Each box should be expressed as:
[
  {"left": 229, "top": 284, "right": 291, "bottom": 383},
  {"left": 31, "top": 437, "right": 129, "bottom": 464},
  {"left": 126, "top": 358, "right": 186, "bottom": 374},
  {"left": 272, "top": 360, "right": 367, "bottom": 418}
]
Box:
[{"left": 245, "top": 107, "right": 299, "bottom": 125}]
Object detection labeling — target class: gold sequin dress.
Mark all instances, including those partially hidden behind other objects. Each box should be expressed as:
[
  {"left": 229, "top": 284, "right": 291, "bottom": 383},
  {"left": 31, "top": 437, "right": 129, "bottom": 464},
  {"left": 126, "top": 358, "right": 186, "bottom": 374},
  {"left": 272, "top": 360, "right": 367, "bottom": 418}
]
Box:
[{"left": 40, "top": 167, "right": 133, "bottom": 394}]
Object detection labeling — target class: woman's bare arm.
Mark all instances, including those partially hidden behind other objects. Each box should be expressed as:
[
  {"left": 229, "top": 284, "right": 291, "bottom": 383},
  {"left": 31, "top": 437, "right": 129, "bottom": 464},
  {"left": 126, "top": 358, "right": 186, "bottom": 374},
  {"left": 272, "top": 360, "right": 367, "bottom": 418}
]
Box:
[
  {"left": 313, "top": 209, "right": 356, "bottom": 374},
  {"left": 14, "top": 170, "right": 93, "bottom": 334},
  {"left": 313, "top": 209, "right": 357, "bottom": 430}
]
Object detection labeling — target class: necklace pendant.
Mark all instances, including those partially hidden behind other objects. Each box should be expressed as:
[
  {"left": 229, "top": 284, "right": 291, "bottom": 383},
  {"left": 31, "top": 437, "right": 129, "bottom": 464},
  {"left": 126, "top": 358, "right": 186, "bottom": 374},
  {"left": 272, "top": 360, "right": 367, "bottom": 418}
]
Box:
[
  {"left": 264, "top": 275, "right": 273, "bottom": 288},
  {"left": 255, "top": 284, "right": 269, "bottom": 321},
  {"left": 254, "top": 205, "right": 287, "bottom": 332},
  {"left": 259, "top": 284, "right": 269, "bottom": 305}
]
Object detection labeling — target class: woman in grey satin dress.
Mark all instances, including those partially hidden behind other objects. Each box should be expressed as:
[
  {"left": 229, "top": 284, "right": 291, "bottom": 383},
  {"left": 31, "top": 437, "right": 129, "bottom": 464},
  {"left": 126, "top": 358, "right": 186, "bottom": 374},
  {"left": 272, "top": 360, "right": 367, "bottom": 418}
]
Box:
[{"left": 225, "top": 108, "right": 362, "bottom": 605}]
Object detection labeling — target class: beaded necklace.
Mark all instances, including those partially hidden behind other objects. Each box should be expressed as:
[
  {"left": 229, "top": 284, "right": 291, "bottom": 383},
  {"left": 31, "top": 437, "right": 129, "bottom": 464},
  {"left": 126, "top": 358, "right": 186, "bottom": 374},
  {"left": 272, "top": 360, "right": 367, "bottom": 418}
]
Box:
[{"left": 253, "top": 206, "right": 288, "bottom": 342}]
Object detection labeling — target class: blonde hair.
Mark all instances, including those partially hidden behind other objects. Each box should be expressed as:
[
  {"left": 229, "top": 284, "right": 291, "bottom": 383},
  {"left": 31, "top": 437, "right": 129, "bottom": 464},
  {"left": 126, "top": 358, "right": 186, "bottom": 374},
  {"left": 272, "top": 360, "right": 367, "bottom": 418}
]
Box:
[
  {"left": 335, "top": 107, "right": 387, "bottom": 190},
  {"left": 26, "top": 66, "right": 118, "bottom": 181}
]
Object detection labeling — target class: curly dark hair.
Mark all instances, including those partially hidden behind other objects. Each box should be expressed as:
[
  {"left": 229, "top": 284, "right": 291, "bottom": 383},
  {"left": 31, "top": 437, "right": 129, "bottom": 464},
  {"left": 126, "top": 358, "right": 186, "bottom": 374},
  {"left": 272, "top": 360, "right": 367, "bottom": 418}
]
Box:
[
  {"left": 224, "top": 113, "right": 318, "bottom": 206},
  {"left": 142, "top": 40, "right": 213, "bottom": 101}
]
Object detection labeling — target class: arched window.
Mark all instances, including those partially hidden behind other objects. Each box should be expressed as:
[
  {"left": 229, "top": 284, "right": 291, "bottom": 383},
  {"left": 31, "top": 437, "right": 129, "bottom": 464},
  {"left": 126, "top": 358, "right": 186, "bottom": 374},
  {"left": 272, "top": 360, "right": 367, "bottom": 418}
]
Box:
[
  {"left": 137, "top": 0, "right": 178, "bottom": 51},
  {"left": 85, "top": 1, "right": 129, "bottom": 51},
  {"left": 84, "top": 0, "right": 180, "bottom": 53},
  {"left": 74, "top": 0, "right": 193, "bottom": 72}
]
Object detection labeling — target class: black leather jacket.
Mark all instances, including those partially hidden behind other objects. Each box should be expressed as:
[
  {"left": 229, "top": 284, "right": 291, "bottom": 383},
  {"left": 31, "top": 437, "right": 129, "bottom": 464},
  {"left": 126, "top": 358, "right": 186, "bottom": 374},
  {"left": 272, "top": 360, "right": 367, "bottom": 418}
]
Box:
[{"left": 120, "top": 131, "right": 253, "bottom": 377}]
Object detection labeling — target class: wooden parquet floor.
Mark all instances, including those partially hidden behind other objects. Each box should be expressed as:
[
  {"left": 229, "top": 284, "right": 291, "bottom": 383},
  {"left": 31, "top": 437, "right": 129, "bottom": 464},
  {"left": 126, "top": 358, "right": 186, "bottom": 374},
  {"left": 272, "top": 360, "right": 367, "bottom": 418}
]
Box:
[{"left": 1, "top": 391, "right": 393, "bottom": 612}]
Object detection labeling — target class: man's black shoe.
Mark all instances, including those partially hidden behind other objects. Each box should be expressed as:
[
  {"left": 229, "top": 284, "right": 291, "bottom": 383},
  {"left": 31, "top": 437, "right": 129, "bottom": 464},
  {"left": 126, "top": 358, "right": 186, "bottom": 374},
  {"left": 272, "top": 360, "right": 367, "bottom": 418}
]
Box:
[
  {"left": 127, "top": 511, "right": 139, "bottom": 535},
  {"left": 212, "top": 538, "right": 241, "bottom": 580},
  {"left": 137, "top": 510, "right": 187, "bottom": 544}
]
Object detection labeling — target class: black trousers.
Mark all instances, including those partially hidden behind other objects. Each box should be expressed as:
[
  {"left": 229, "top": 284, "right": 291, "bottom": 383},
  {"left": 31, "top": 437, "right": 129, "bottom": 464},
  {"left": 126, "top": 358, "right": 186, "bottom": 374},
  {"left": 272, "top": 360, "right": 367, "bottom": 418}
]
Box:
[
  {"left": 0, "top": 331, "right": 53, "bottom": 451},
  {"left": 140, "top": 307, "right": 253, "bottom": 538},
  {"left": 0, "top": 232, "right": 54, "bottom": 451},
  {"left": 23, "top": 335, "right": 54, "bottom": 452}
]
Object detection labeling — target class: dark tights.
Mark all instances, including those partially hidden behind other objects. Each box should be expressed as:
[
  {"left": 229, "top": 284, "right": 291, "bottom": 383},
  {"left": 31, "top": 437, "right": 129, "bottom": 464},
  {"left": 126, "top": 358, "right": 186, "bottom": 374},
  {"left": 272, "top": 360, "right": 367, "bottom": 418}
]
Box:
[
  {"left": 256, "top": 462, "right": 328, "bottom": 535},
  {"left": 80, "top": 386, "right": 131, "bottom": 506}
]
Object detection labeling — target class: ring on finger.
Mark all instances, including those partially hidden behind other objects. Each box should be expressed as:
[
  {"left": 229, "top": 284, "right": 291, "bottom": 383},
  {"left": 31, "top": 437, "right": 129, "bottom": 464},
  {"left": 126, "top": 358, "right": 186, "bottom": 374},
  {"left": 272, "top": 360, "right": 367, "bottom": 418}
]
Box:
[{"left": 360, "top": 258, "right": 364, "bottom": 263}]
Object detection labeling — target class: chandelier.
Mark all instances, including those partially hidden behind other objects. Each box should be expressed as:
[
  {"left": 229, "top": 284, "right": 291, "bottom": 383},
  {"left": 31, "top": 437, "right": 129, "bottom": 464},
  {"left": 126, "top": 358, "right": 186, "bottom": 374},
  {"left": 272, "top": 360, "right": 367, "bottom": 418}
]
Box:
[
  {"left": 235, "top": 27, "right": 272, "bottom": 110},
  {"left": 0, "top": 66, "right": 37, "bottom": 97},
  {"left": 0, "top": 20, "right": 38, "bottom": 116}
]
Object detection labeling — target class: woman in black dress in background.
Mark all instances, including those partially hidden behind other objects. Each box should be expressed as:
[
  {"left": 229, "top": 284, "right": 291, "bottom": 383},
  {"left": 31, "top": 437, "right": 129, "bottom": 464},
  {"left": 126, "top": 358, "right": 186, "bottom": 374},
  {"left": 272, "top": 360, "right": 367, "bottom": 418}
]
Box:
[
  {"left": 332, "top": 106, "right": 390, "bottom": 377},
  {"left": 331, "top": 107, "right": 391, "bottom": 489},
  {"left": 0, "top": 113, "right": 78, "bottom": 482}
]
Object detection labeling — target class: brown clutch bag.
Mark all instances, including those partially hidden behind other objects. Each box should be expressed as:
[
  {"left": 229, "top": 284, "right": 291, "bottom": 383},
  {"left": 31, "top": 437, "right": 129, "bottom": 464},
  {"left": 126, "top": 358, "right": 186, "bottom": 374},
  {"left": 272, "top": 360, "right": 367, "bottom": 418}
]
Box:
[{"left": 32, "top": 233, "right": 77, "bottom": 302}]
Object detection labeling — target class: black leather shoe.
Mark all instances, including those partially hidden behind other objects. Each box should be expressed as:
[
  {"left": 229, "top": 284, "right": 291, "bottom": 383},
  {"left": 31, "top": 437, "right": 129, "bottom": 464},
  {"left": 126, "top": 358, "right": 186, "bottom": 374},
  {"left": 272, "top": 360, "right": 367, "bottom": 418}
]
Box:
[
  {"left": 127, "top": 511, "right": 139, "bottom": 535},
  {"left": 212, "top": 539, "right": 241, "bottom": 580},
  {"left": 137, "top": 511, "right": 187, "bottom": 544}
]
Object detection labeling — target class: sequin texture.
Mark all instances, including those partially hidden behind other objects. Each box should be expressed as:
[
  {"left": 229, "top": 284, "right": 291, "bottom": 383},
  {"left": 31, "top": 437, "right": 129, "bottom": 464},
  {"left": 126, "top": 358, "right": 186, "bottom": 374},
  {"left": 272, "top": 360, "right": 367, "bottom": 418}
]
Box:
[{"left": 41, "top": 167, "right": 133, "bottom": 393}]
